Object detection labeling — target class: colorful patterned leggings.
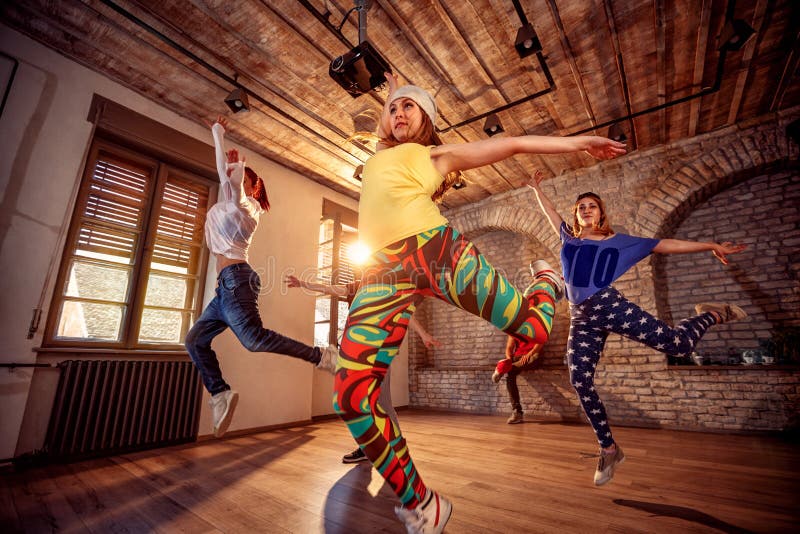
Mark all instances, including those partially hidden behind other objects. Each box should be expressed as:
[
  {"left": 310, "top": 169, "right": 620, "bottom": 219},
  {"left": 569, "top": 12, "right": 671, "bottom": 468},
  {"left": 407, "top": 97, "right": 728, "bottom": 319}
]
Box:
[
  {"left": 333, "top": 225, "right": 557, "bottom": 508},
  {"left": 568, "top": 286, "right": 718, "bottom": 448}
]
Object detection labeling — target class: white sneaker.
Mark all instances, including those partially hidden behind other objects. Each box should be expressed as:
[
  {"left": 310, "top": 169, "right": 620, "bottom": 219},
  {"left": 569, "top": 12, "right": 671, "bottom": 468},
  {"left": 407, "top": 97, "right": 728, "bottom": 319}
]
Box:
[
  {"left": 316, "top": 345, "right": 339, "bottom": 374},
  {"left": 210, "top": 389, "right": 238, "bottom": 438},
  {"left": 394, "top": 489, "right": 452, "bottom": 534},
  {"left": 594, "top": 445, "right": 625, "bottom": 486},
  {"left": 530, "top": 259, "right": 565, "bottom": 301}
]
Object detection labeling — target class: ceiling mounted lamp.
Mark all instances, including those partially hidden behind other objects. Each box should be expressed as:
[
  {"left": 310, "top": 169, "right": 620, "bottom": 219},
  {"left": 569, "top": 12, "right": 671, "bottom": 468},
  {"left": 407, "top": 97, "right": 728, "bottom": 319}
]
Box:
[
  {"left": 787, "top": 119, "right": 800, "bottom": 146},
  {"left": 452, "top": 180, "right": 467, "bottom": 190},
  {"left": 483, "top": 114, "right": 504, "bottom": 136},
  {"left": 718, "top": 18, "right": 755, "bottom": 51},
  {"left": 514, "top": 23, "right": 542, "bottom": 59},
  {"left": 353, "top": 164, "right": 364, "bottom": 181},
  {"left": 607, "top": 122, "right": 627, "bottom": 143},
  {"left": 224, "top": 87, "right": 250, "bottom": 113}
]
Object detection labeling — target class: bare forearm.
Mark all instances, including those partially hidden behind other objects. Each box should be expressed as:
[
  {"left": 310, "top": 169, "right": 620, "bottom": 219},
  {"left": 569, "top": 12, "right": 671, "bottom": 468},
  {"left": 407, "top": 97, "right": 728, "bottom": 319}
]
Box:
[
  {"left": 653, "top": 239, "right": 715, "bottom": 255},
  {"left": 434, "top": 135, "right": 589, "bottom": 175},
  {"left": 530, "top": 186, "right": 563, "bottom": 235}
]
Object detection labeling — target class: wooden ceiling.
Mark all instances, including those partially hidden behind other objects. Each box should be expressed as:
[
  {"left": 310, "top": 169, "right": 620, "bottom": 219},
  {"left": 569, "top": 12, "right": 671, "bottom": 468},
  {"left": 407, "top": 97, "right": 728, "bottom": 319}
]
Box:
[{"left": 3, "top": 0, "right": 799, "bottom": 208}]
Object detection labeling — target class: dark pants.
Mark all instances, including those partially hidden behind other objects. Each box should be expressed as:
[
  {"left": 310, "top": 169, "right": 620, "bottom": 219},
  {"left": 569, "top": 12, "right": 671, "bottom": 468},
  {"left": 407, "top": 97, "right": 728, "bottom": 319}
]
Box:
[
  {"left": 506, "top": 361, "right": 537, "bottom": 413},
  {"left": 185, "top": 263, "right": 320, "bottom": 394}
]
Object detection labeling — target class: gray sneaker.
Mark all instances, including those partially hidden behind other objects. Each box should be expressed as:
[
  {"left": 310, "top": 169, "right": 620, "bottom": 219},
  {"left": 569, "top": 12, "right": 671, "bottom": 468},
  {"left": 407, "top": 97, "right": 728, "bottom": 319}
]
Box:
[
  {"left": 210, "top": 389, "right": 238, "bottom": 438},
  {"left": 317, "top": 345, "right": 339, "bottom": 374},
  {"left": 594, "top": 445, "right": 625, "bottom": 486},
  {"left": 507, "top": 411, "right": 524, "bottom": 424},
  {"left": 694, "top": 302, "right": 747, "bottom": 323}
]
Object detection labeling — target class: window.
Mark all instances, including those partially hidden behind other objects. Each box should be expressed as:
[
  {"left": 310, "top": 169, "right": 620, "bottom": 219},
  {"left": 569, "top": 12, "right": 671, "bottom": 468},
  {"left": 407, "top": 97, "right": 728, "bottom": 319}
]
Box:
[
  {"left": 314, "top": 200, "right": 359, "bottom": 346},
  {"left": 44, "top": 138, "right": 212, "bottom": 349}
]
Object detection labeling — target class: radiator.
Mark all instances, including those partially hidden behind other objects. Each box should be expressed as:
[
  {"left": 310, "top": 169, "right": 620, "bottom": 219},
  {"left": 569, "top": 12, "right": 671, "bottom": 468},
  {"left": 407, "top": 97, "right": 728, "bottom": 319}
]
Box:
[{"left": 44, "top": 360, "right": 202, "bottom": 460}]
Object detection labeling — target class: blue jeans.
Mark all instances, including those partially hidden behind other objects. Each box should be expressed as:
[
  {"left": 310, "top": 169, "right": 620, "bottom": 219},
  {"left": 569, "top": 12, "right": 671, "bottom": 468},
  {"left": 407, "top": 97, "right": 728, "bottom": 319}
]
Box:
[{"left": 185, "top": 262, "right": 321, "bottom": 394}]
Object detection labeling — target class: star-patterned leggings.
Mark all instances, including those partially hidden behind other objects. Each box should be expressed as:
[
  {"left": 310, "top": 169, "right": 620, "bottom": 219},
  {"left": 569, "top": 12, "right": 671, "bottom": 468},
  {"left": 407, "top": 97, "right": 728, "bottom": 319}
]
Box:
[
  {"left": 334, "top": 225, "right": 557, "bottom": 508},
  {"left": 568, "top": 286, "right": 718, "bottom": 448}
]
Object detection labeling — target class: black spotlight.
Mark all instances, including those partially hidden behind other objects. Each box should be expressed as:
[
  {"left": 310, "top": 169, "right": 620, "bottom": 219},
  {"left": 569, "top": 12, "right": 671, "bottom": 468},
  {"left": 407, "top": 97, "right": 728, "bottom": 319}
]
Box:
[
  {"left": 514, "top": 23, "right": 542, "bottom": 59},
  {"left": 607, "top": 122, "right": 627, "bottom": 143},
  {"left": 483, "top": 114, "right": 504, "bottom": 136},
  {"left": 787, "top": 119, "right": 800, "bottom": 146},
  {"left": 224, "top": 87, "right": 250, "bottom": 113},
  {"left": 452, "top": 180, "right": 467, "bottom": 190},
  {"left": 330, "top": 41, "right": 392, "bottom": 98},
  {"left": 718, "top": 18, "right": 755, "bottom": 51}
]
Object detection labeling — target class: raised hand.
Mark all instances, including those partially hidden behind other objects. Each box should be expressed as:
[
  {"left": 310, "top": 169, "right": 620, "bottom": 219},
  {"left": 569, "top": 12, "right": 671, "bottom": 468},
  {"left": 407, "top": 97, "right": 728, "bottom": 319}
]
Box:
[
  {"left": 584, "top": 137, "right": 627, "bottom": 160},
  {"left": 526, "top": 169, "right": 545, "bottom": 190},
  {"left": 203, "top": 115, "right": 228, "bottom": 131},
  {"left": 384, "top": 72, "right": 399, "bottom": 96},
  {"left": 711, "top": 242, "right": 747, "bottom": 265}
]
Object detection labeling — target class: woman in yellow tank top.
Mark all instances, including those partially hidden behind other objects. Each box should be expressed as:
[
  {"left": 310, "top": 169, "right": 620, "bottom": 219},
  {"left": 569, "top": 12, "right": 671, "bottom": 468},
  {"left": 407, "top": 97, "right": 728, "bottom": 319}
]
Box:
[{"left": 334, "top": 73, "right": 626, "bottom": 534}]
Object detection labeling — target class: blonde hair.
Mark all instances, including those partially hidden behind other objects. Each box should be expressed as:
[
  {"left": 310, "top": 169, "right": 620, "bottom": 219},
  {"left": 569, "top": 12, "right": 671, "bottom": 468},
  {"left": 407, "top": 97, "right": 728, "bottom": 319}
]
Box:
[{"left": 571, "top": 192, "right": 613, "bottom": 237}]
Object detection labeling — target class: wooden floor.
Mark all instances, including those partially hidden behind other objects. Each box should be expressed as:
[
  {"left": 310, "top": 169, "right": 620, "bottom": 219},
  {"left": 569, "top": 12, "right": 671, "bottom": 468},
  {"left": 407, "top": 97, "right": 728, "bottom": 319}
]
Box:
[{"left": 2, "top": 411, "right": 798, "bottom": 533}]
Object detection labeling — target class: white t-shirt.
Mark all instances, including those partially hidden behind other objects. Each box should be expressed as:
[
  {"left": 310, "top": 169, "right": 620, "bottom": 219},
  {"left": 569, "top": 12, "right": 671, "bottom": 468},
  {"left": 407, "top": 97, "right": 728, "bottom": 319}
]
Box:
[{"left": 204, "top": 123, "right": 263, "bottom": 262}]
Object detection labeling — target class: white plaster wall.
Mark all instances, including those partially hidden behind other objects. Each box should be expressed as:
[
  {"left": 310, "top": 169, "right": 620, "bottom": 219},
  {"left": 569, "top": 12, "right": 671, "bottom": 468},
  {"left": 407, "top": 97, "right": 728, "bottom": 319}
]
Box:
[{"left": 0, "top": 25, "right": 408, "bottom": 459}]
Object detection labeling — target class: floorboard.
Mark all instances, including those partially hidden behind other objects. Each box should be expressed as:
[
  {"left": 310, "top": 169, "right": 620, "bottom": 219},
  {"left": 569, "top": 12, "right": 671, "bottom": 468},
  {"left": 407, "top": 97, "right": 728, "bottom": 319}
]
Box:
[{"left": 2, "top": 411, "right": 798, "bottom": 533}]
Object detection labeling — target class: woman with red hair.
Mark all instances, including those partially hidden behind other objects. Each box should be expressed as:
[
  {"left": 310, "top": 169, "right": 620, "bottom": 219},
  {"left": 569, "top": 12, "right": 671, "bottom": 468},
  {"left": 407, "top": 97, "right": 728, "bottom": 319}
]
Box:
[{"left": 185, "top": 116, "right": 337, "bottom": 439}]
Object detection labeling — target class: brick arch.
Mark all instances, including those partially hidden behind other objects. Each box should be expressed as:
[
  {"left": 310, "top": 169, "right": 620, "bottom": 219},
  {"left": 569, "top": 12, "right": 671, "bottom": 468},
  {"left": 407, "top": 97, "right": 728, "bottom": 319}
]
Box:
[
  {"left": 633, "top": 125, "right": 794, "bottom": 325},
  {"left": 447, "top": 201, "right": 561, "bottom": 259},
  {"left": 633, "top": 126, "right": 792, "bottom": 239}
]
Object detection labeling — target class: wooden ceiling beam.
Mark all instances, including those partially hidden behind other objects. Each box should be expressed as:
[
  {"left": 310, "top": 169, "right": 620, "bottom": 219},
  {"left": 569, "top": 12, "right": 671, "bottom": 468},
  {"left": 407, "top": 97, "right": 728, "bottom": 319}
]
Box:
[
  {"left": 687, "top": 0, "right": 712, "bottom": 138},
  {"left": 726, "top": 0, "right": 768, "bottom": 125}
]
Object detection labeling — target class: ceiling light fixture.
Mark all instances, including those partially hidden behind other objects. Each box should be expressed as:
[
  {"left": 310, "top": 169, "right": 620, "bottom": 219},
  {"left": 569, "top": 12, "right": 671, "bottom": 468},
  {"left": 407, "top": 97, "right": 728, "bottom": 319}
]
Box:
[
  {"left": 452, "top": 180, "right": 467, "bottom": 190},
  {"left": 224, "top": 75, "right": 250, "bottom": 113},
  {"left": 718, "top": 18, "right": 755, "bottom": 51},
  {"left": 607, "top": 123, "right": 627, "bottom": 143},
  {"left": 483, "top": 114, "right": 504, "bottom": 136},
  {"left": 514, "top": 22, "right": 542, "bottom": 59}
]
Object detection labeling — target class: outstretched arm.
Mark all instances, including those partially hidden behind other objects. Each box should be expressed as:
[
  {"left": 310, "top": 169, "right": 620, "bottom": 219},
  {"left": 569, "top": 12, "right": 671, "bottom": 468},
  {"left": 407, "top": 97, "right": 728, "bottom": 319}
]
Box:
[
  {"left": 408, "top": 316, "right": 442, "bottom": 348},
  {"left": 652, "top": 239, "right": 747, "bottom": 265},
  {"left": 205, "top": 115, "right": 246, "bottom": 204},
  {"left": 431, "top": 135, "right": 626, "bottom": 177},
  {"left": 526, "top": 170, "right": 564, "bottom": 237},
  {"left": 285, "top": 275, "right": 348, "bottom": 297}
]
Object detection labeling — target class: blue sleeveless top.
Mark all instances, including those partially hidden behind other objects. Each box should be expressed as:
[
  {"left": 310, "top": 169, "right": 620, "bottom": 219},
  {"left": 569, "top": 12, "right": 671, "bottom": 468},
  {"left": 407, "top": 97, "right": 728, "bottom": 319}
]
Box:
[{"left": 559, "top": 222, "right": 659, "bottom": 305}]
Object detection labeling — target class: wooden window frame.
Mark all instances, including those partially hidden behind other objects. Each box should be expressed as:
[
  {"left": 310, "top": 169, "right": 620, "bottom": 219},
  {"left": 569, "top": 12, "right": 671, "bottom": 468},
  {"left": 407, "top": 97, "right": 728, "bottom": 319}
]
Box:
[
  {"left": 316, "top": 200, "right": 359, "bottom": 346},
  {"left": 42, "top": 95, "right": 218, "bottom": 352}
]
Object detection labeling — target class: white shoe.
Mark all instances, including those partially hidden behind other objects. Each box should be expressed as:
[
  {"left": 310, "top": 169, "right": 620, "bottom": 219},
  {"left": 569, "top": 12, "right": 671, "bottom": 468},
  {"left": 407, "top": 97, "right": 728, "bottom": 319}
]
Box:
[
  {"left": 395, "top": 489, "right": 452, "bottom": 534},
  {"left": 594, "top": 445, "right": 625, "bottom": 486},
  {"left": 316, "top": 345, "right": 339, "bottom": 374},
  {"left": 210, "top": 389, "right": 238, "bottom": 438},
  {"left": 530, "top": 259, "right": 565, "bottom": 301}
]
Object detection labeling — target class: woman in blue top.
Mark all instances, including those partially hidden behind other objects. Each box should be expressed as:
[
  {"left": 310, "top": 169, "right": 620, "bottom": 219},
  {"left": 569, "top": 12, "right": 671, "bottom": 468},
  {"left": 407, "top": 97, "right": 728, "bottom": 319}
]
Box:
[{"left": 528, "top": 171, "right": 747, "bottom": 486}]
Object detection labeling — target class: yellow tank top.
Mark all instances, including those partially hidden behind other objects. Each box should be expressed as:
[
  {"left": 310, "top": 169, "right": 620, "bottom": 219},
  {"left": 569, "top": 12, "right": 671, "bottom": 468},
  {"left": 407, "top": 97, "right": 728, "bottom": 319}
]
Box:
[{"left": 359, "top": 143, "right": 449, "bottom": 252}]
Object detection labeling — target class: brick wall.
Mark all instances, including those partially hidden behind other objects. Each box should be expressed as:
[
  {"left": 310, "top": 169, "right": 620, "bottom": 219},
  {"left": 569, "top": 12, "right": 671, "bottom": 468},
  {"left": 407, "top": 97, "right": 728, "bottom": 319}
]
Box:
[{"left": 407, "top": 109, "right": 800, "bottom": 433}]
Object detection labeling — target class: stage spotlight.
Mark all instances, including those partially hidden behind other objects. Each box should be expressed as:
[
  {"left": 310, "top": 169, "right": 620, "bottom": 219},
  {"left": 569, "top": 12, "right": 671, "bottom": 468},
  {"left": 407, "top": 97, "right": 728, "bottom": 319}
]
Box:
[
  {"left": 224, "top": 87, "right": 250, "bottom": 113},
  {"left": 483, "top": 114, "right": 504, "bottom": 136}
]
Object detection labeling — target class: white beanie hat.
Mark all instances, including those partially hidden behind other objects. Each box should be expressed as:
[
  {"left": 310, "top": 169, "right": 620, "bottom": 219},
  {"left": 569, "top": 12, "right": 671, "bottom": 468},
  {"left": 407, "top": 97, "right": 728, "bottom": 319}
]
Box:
[{"left": 390, "top": 85, "right": 437, "bottom": 124}]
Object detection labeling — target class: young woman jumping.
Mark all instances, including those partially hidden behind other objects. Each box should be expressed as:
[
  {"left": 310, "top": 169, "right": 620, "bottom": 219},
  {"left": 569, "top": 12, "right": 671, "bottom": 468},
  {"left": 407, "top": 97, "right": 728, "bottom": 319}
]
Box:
[
  {"left": 528, "top": 170, "right": 747, "bottom": 486},
  {"left": 333, "top": 74, "right": 626, "bottom": 534},
  {"left": 184, "top": 117, "right": 336, "bottom": 439}
]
